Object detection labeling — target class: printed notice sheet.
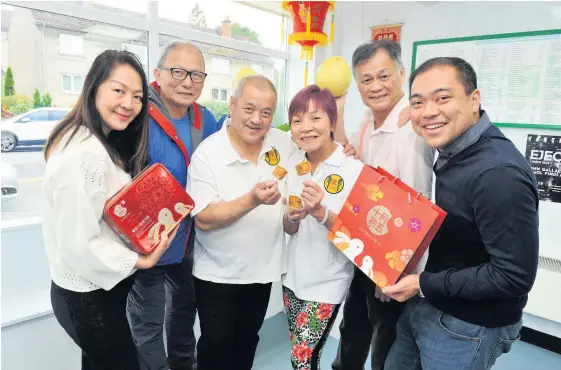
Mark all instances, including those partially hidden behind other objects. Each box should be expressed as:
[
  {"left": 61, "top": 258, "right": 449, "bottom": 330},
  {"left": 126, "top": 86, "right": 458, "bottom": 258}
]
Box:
[{"left": 414, "top": 32, "right": 561, "bottom": 128}]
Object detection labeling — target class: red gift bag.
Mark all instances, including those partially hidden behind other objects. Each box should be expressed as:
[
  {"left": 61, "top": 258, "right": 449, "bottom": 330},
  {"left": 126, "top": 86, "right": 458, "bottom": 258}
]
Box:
[
  {"left": 104, "top": 163, "right": 195, "bottom": 254},
  {"left": 328, "top": 166, "right": 446, "bottom": 288}
]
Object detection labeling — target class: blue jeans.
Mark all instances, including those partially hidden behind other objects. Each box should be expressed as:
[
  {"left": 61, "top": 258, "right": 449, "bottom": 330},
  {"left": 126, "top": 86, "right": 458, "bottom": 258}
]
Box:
[{"left": 385, "top": 296, "right": 522, "bottom": 370}]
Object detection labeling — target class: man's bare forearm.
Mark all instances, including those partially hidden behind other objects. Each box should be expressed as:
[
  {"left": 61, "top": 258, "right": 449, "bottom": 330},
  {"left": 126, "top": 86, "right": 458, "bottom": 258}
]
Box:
[
  {"left": 194, "top": 193, "right": 257, "bottom": 231},
  {"left": 333, "top": 113, "right": 348, "bottom": 145}
]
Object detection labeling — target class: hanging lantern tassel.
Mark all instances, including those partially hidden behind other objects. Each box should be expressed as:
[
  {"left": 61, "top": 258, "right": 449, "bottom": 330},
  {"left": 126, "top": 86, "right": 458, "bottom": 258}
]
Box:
[
  {"left": 306, "top": 6, "right": 311, "bottom": 35},
  {"left": 330, "top": 14, "right": 335, "bottom": 43},
  {"left": 304, "top": 61, "right": 309, "bottom": 86},
  {"left": 281, "top": 16, "right": 285, "bottom": 46}
]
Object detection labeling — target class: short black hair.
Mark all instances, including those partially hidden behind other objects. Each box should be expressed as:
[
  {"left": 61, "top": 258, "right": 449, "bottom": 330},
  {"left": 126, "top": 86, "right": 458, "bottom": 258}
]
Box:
[
  {"left": 352, "top": 40, "right": 403, "bottom": 76},
  {"left": 409, "top": 57, "right": 477, "bottom": 95}
]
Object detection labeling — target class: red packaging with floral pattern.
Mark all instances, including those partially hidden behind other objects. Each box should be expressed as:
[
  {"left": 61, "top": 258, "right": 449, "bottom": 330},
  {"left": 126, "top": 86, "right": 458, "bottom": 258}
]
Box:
[
  {"left": 328, "top": 166, "right": 446, "bottom": 288},
  {"left": 103, "top": 163, "right": 194, "bottom": 255}
]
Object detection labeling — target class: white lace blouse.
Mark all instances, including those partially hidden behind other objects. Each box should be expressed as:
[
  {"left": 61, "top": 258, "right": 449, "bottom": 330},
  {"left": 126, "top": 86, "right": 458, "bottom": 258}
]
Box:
[{"left": 41, "top": 127, "right": 138, "bottom": 292}]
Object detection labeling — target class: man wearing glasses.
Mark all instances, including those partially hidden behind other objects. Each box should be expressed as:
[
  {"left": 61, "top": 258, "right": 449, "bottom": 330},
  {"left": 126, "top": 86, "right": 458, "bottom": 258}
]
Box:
[{"left": 127, "top": 41, "right": 224, "bottom": 370}]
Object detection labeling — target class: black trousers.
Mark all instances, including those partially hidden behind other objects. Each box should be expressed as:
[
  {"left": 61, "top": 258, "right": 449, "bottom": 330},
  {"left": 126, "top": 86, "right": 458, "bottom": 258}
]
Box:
[
  {"left": 51, "top": 276, "right": 139, "bottom": 370},
  {"left": 332, "top": 268, "right": 406, "bottom": 370},
  {"left": 194, "top": 277, "right": 272, "bottom": 370}
]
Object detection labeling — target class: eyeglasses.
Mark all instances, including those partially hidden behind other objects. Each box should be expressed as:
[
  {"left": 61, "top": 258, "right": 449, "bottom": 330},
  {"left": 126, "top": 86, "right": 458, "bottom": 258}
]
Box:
[{"left": 158, "top": 66, "right": 207, "bottom": 83}]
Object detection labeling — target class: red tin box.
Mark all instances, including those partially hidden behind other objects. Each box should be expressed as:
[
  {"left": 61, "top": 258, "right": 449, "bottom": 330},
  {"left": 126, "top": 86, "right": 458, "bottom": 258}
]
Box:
[{"left": 103, "top": 163, "right": 195, "bottom": 254}]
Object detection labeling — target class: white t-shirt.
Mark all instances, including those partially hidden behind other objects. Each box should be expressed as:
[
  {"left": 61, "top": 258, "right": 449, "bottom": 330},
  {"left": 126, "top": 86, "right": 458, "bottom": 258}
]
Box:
[
  {"left": 187, "top": 122, "right": 296, "bottom": 284},
  {"left": 41, "top": 127, "right": 138, "bottom": 292},
  {"left": 282, "top": 144, "right": 365, "bottom": 304}
]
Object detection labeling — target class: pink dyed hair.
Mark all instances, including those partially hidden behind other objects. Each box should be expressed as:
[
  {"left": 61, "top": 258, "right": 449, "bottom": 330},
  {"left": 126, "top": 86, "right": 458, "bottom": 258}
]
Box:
[{"left": 288, "top": 84, "right": 337, "bottom": 137}]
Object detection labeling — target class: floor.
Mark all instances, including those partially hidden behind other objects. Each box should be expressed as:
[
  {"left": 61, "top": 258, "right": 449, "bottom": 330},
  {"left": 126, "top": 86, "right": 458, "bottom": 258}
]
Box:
[{"left": 254, "top": 313, "right": 561, "bottom": 370}]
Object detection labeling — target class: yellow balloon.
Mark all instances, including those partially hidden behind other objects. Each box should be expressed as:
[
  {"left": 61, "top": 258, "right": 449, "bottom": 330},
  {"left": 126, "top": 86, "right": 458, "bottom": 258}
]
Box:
[
  {"left": 315, "top": 56, "right": 352, "bottom": 97},
  {"left": 233, "top": 67, "right": 257, "bottom": 89}
]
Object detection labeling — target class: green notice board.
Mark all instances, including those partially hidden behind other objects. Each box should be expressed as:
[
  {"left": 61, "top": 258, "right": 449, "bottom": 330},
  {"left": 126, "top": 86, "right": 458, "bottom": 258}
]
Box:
[{"left": 411, "top": 29, "right": 561, "bottom": 130}]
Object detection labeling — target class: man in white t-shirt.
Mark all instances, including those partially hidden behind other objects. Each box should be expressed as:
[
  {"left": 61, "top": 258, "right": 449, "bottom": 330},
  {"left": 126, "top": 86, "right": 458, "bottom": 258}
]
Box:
[
  {"left": 332, "top": 40, "right": 434, "bottom": 370},
  {"left": 186, "top": 75, "right": 294, "bottom": 370}
]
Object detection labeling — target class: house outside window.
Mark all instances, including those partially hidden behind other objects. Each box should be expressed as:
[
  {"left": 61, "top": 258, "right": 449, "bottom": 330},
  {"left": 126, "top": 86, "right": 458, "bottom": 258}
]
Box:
[
  {"left": 59, "top": 33, "right": 84, "bottom": 56},
  {"left": 61, "top": 74, "right": 84, "bottom": 94},
  {"left": 212, "top": 88, "right": 228, "bottom": 102},
  {"left": 122, "top": 43, "right": 148, "bottom": 66},
  {"left": 211, "top": 57, "right": 231, "bottom": 75}
]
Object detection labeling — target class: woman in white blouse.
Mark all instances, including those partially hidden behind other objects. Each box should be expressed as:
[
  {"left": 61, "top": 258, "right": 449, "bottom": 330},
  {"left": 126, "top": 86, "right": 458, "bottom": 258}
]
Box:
[
  {"left": 281, "top": 85, "right": 365, "bottom": 370},
  {"left": 41, "top": 50, "right": 175, "bottom": 370}
]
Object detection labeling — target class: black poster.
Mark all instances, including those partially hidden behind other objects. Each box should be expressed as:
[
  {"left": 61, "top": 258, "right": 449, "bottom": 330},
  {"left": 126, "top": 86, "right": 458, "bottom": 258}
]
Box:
[{"left": 525, "top": 134, "right": 561, "bottom": 203}]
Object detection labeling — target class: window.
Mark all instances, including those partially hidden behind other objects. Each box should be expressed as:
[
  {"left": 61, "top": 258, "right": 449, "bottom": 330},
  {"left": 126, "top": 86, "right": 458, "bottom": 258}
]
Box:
[
  {"left": 122, "top": 43, "right": 148, "bottom": 66},
  {"left": 19, "top": 111, "right": 49, "bottom": 122},
  {"left": 251, "top": 64, "right": 263, "bottom": 74},
  {"left": 1, "top": 1, "right": 289, "bottom": 354},
  {"left": 1, "top": 5, "right": 147, "bottom": 224},
  {"left": 211, "top": 57, "right": 231, "bottom": 75},
  {"left": 49, "top": 110, "right": 69, "bottom": 121},
  {"left": 160, "top": 35, "right": 287, "bottom": 127},
  {"left": 61, "top": 74, "right": 84, "bottom": 94},
  {"left": 59, "top": 33, "right": 84, "bottom": 56},
  {"left": 62, "top": 0, "right": 148, "bottom": 18},
  {"left": 159, "top": 1, "right": 286, "bottom": 51},
  {"left": 212, "top": 88, "right": 228, "bottom": 102}
]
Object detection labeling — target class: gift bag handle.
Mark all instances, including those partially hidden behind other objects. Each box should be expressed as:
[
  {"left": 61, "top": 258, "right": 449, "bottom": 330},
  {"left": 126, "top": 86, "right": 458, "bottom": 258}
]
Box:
[{"left": 378, "top": 174, "right": 420, "bottom": 205}]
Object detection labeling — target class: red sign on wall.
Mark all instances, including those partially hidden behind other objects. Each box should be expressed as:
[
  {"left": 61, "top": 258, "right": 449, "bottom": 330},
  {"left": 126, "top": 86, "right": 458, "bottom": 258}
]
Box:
[{"left": 370, "top": 24, "right": 402, "bottom": 43}]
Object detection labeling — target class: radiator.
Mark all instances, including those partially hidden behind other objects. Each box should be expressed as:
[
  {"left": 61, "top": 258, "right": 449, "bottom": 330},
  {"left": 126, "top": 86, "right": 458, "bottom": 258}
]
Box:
[{"left": 524, "top": 256, "right": 561, "bottom": 327}]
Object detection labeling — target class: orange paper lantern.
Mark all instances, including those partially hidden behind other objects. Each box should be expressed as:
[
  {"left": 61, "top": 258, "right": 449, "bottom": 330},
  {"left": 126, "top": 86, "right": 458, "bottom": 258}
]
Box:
[{"left": 283, "top": 1, "right": 335, "bottom": 85}]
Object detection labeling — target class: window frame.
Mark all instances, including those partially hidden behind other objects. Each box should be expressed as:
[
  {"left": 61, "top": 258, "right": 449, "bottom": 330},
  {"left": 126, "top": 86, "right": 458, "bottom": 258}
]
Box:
[
  {"left": 0, "top": 1, "right": 293, "bottom": 330},
  {"left": 122, "top": 42, "right": 149, "bottom": 66},
  {"left": 211, "top": 57, "right": 231, "bottom": 75},
  {"left": 212, "top": 88, "right": 229, "bottom": 102},
  {"left": 60, "top": 73, "right": 84, "bottom": 94},
  {"left": 2, "top": 0, "right": 290, "bottom": 227},
  {"left": 6, "top": 1, "right": 289, "bottom": 69},
  {"left": 58, "top": 33, "right": 85, "bottom": 56}
]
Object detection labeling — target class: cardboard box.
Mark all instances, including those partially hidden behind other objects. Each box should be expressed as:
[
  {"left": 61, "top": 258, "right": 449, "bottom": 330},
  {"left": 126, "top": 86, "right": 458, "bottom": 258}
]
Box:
[
  {"left": 328, "top": 166, "right": 446, "bottom": 288},
  {"left": 104, "top": 163, "right": 195, "bottom": 254}
]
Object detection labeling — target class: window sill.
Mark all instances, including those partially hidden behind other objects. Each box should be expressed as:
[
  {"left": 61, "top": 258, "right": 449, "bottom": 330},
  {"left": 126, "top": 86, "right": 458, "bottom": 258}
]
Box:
[
  {"left": 1, "top": 289, "right": 52, "bottom": 328},
  {"left": 1, "top": 216, "right": 42, "bottom": 231}
]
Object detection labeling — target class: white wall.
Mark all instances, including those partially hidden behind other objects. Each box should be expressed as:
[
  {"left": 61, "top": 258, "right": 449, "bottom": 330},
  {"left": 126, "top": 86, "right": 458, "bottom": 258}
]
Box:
[
  {"left": 322, "top": 0, "right": 561, "bottom": 339},
  {"left": 329, "top": 1, "right": 561, "bottom": 135}
]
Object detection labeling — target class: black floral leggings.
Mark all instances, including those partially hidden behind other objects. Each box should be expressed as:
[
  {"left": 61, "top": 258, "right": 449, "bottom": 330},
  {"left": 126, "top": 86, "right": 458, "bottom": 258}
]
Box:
[{"left": 283, "top": 286, "right": 341, "bottom": 370}]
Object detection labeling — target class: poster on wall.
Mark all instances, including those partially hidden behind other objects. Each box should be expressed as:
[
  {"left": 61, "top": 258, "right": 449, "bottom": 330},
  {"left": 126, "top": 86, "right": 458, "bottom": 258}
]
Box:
[
  {"left": 525, "top": 134, "right": 561, "bottom": 203},
  {"left": 370, "top": 23, "right": 402, "bottom": 43},
  {"left": 412, "top": 30, "right": 561, "bottom": 130}
]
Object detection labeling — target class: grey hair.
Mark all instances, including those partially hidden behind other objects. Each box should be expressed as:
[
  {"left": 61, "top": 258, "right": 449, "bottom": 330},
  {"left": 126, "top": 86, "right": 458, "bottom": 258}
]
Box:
[
  {"left": 352, "top": 40, "right": 403, "bottom": 77},
  {"left": 232, "top": 75, "right": 278, "bottom": 109},
  {"left": 157, "top": 40, "right": 205, "bottom": 70}
]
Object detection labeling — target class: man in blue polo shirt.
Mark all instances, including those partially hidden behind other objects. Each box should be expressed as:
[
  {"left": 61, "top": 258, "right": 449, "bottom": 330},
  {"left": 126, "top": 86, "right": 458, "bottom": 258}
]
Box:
[
  {"left": 382, "top": 57, "right": 539, "bottom": 369},
  {"left": 127, "top": 41, "right": 224, "bottom": 370}
]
